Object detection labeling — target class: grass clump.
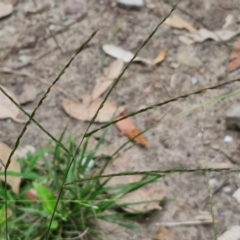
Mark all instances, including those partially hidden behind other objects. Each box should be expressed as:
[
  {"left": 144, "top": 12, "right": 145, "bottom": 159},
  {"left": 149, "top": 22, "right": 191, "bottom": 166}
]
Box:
[{"left": 0, "top": 131, "right": 163, "bottom": 239}]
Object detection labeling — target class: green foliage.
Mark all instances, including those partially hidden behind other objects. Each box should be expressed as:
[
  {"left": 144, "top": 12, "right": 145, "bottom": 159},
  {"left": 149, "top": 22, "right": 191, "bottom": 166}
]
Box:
[{"left": 0, "top": 132, "right": 163, "bottom": 239}]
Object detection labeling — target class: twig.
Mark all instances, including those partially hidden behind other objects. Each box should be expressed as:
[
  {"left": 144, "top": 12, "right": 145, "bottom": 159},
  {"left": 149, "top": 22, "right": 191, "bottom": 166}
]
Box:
[
  {"left": 157, "top": 220, "right": 213, "bottom": 227},
  {"left": 211, "top": 146, "right": 237, "bottom": 164},
  {"left": 0, "top": 68, "right": 68, "bottom": 96},
  {"left": 38, "top": 13, "right": 87, "bottom": 43}
]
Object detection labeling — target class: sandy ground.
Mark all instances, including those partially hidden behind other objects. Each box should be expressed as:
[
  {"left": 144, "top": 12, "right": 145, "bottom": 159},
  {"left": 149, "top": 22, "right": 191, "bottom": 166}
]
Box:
[{"left": 1, "top": 0, "right": 240, "bottom": 239}]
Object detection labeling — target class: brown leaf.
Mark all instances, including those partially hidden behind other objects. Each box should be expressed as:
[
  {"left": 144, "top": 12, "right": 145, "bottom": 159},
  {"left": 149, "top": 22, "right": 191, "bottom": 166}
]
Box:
[
  {"left": 153, "top": 227, "right": 174, "bottom": 240},
  {"left": 115, "top": 112, "right": 148, "bottom": 147},
  {"left": 17, "top": 83, "right": 38, "bottom": 105},
  {"left": 227, "top": 40, "right": 240, "bottom": 72},
  {"left": 165, "top": 15, "right": 197, "bottom": 33},
  {"left": 92, "top": 60, "right": 124, "bottom": 100},
  {"left": 0, "top": 142, "right": 21, "bottom": 194},
  {"left": 62, "top": 97, "right": 125, "bottom": 123},
  {"left": 103, "top": 44, "right": 153, "bottom": 65},
  {"left": 0, "top": 85, "right": 26, "bottom": 123},
  {"left": 153, "top": 49, "right": 167, "bottom": 65},
  {"left": 102, "top": 153, "right": 166, "bottom": 213},
  {"left": 0, "top": 3, "right": 13, "bottom": 19}
]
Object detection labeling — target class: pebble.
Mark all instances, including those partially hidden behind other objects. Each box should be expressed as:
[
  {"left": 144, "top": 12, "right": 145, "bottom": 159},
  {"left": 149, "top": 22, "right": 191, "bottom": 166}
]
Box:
[
  {"left": 117, "top": 0, "right": 144, "bottom": 8},
  {"left": 191, "top": 77, "right": 198, "bottom": 85},
  {"left": 224, "top": 135, "right": 233, "bottom": 143},
  {"left": 177, "top": 46, "right": 202, "bottom": 68},
  {"left": 226, "top": 104, "right": 240, "bottom": 130},
  {"left": 223, "top": 186, "right": 232, "bottom": 193}
]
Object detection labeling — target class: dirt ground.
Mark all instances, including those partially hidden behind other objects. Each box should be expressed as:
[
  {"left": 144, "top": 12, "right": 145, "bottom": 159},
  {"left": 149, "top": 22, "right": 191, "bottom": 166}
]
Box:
[{"left": 1, "top": 0, "right": 240, "bottom": 239}]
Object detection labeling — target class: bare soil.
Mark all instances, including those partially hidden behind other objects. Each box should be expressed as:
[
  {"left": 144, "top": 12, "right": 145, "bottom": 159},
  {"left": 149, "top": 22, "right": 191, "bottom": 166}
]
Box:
[{"left": 1, "top": 0, "right": 240, "bottom": 239}]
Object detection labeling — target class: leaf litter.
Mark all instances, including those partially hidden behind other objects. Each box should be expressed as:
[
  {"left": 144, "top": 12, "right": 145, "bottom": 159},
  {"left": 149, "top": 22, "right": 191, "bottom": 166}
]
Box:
[
  {"left": 0, "top": 2, "right": 13, "bottom": 19},
  {"left": 0, "top": 85, "right": 26, "bottom": 123},
  {"left": 153, "top": 227, "right": 174, "bottom": 240},
  {"left": 102, "top": 152, "right": 166, "bottom": 213},
  {"left": 103, "top": 44, "right": 166, "bottom": 65},
  {"left": 16, "top": 83, "right": 38, "bottom": 105},
  {"left": 92, "top": 59, "right": 124, "bottom": 101},
  {"left": 0, "top": 142, "right": 21, "bottom": 194},
  {"left": 62, "top": 96, "right": 125, "bottom": 122},
  {"left": 227, "top": 39, "right": 240, "bottom": 72},
  {"left": 164, "top": 15, "right": 197, "bottom": 33},
  {"left": 115, "top": 112, "right": 148, "bottom": 147}
]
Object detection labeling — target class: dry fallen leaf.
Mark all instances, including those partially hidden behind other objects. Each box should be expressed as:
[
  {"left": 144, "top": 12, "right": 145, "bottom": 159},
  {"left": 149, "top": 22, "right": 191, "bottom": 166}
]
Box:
[
  {"left": 103, "top": 44, "right": 153, "bottom": 65},
  {"left": 102, "top": 153, "right": 166, "bottom": 213},
  {"left": 0, "top": 142, "right": 21, "bottom": 194},
  {"left": 153, "top": 227, "right": 174, "bottom": 240},
  {"left": 165, "top": 15, "right": 197, "bottom": 33},
  {"left": 227, "top": 40, "right": 240, "bottom": 72},
  {"left": 115, "top": 112, "right": 148, "bottom": 147},
  {"left": 62, "top": 97, "right": 125, "bottom": 123},
  {"left": 153, "top": 49, "right": 167, "bottom": 65},
  {"left": 0, "top": 85, "right": 26, "bottom": 123},
  {"left": 92, "top": 60, "right": 124, "bottom": 100},
  {"left": 184, "top": 28, "right": 240, "bottom": 43},
  {"left": 16, "top": 83, "right": 38, "bottom": 105},
  {"left": 0, "top": 3, "right": 13, "bottom": 19}
]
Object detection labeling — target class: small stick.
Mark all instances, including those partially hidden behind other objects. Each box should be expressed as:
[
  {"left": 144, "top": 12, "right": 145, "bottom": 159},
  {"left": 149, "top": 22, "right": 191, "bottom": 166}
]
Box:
[
  {"left": 156, "top": 220, "right": 213, "bottom": 227},
  {"left": 62, "top": 228, "right": 88, "bottom": 240}
]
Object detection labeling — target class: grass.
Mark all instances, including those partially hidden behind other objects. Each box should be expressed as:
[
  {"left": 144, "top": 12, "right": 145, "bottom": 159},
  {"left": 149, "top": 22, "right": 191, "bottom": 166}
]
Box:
[
  {"left": 0, "top": 129, "right": 165, "bottom": 239},
  {"left": 1, "top": 0, "right": 240, "bottom": 239}
]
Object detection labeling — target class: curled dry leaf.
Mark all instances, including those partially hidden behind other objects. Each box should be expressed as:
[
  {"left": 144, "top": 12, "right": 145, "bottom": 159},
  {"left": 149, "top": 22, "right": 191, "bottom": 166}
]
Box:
[
  {"left": 103, "top": 44, "right": 153, "bottom": 65},
  {"left": 0, "top": 3, "right": 13, "bottom": 19},
  {"left": 153, "top": 49, "right": 167, "bottom": 65},
  {"left": 227, "top": 40, "right": 240, "bottom": 72},
  {"left": 62, "top": 97, "right": 125, "bottom": 123},
  {"left": 153, "top": 227, "right": 174, "bottom": 240},
  {"left": 92, "top": 59, "right": 124, "bottom": 100},
  {"left": 184, "top": 28, "right": 240, "bottom": 43},
  {"left": 165, "top": 15, "right": 197, "bottom": 33},
  {"left": 17, "top": 83, "right": 38, "bottom": 105},
  {"left": 0, "top": 142, "right": 21, "bottom": 194},
  {"left": 0, "top": 85, "right": 26, "bottom": 123},
  {"left": 116, "top": 112, "right": 148, "bottom": 147},
  {"left": 102, "top": 153, "right": 166, "bottom": 213}
]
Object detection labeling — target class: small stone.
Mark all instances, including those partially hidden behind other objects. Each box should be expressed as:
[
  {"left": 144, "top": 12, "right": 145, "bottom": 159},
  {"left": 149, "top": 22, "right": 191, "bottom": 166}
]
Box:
[
  {"left": 223, "top": 186, "right": 231, "bottom": 193},
  {"left": 177, "top": 46, "right": 202, "bottom": 68},
  {"left": 209, "top": 178, "right": 218, "bottom": 188},
  {"left": 117, "top": 0, "right": 144, "bottom": 8},
  {"left": 18, "top": 55, "right": 30, "bottom": 64},
  {"left": 224, "top": 135, "right": 233, "bottom": 143},
  {"left": 191, "top": 77, "right": 198, "bottom": 85},
  {"left": 226, "top": 104, "right": 240, "bottom": 130}
]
